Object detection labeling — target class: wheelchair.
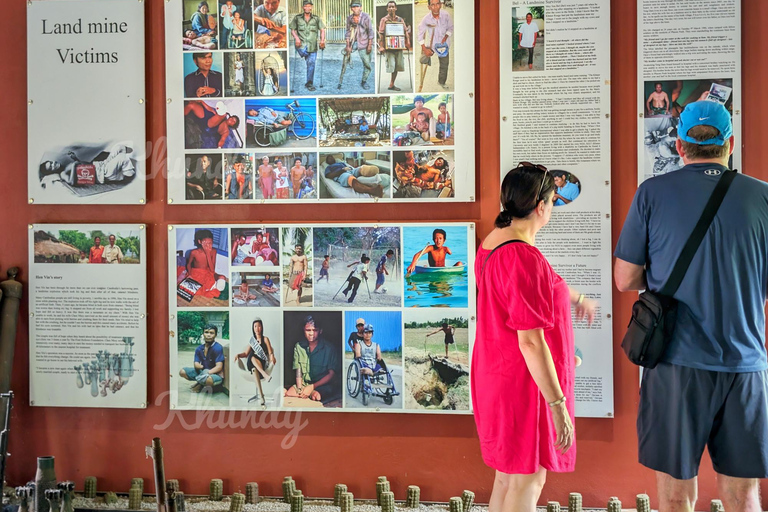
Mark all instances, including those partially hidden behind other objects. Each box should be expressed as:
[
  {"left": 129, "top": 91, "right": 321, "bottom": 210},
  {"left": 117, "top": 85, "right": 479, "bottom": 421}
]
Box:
[
  {"left": 346, "top": 358, "right": 399, "bottom": 406},
  {"left": 228, "top": 28, "right": 253, "bottom": 49}
]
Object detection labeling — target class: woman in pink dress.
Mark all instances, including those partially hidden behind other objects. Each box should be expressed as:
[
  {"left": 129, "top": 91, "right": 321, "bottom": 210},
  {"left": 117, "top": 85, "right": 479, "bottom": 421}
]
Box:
[{"left": 472, "top": 163, "right": 597, "bottom": 511}]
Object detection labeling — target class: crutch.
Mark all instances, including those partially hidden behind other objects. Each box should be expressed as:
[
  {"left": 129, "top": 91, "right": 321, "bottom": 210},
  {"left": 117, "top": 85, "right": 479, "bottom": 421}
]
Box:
[
  {"left": 319, "top": 48, "right": 325, "bottom": 88},
  {"left": 418, "top": 27, "right": 434, "bottom": 93},
  {"left": 406, "top": 50, "right": 413, "bottom": 91},
  {"left": 377, "top": 48, "right": 383, "bottom": 91},
  {"left": 363, "top": 276, "right": 372, "bottom": 300},
  {"left": 332, "top": 271, "right": 354, "bottom": 300}
]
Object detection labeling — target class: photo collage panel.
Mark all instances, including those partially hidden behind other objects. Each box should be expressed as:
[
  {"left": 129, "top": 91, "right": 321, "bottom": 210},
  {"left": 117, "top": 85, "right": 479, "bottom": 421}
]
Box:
[
  {"left": 177, "top": 0, "right": 459, "bottom": 202},
  {"left": 170, "top": 223, "right": 474, "bottom": 412}
]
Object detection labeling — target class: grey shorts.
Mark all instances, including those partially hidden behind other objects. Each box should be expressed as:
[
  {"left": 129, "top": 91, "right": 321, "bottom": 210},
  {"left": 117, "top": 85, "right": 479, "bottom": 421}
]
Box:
[
  {"left": 638, "top": 362, "right": 768, "bottom": 479},
  {"left": 385, "top": 50, "right": 404, "bottom": 73}
]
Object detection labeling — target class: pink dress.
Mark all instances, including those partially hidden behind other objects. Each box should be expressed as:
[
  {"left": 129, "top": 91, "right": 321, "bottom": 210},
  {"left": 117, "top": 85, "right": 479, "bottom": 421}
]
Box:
[{"left": 472, "top": 241, "right": 576, "bottom": 474}]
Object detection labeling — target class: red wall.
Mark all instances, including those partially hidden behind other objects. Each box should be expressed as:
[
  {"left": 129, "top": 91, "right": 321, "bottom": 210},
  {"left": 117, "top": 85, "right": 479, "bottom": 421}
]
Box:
[{"left": 4, "top": 0, "right": 768, "bottom": 508}]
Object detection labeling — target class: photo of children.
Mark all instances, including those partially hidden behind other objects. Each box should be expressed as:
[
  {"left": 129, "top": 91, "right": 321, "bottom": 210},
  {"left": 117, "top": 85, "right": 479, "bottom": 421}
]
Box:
[
  {"left": 182, "top": 0, "right": 219, "bottom": 51},
  {"left": 254, "top": 52, "right": 288, "bottom": 96},
  {"left": 176, "top": 310, "right": 230, "bottom": 409},
  {"left": 318, "top": 151, "right": 391, "bottom": 199},
  {"left": 175, "top": 227, "right": 230, "bottom": 307},
  {"left": 415, "top": 0, "right": 454, "bottom": 92},
  {"left": 283, "top": 311, "right": 343, "bottom": 408},
  {"left": 642, "top": 79, "right": 733, "bottom": 177},
  {"left": 511, "top": 7, "right": 544, "bottom": 72},
  {"left": 376, "top": 0, "right": 414, "bottom": 94},
  {"left": 232, "top": 272, "right": 281, "bottom": 307},
  {"left": 245, "top": 99, "right": 317, "bottom": 149},
  {"left": 184, "top": 99, "right": 245, "bottom": 149},
  {"left": 185, "top": 154, "right": 223, "bottom": 200},
  {"left": 253, "top": 153, "right": 317, "bottom": 200},
  {"left": 318, "top": 97, "right": 391, "bottom": 147},
  {"left": 392, "top": 94, "right": 454, "bottom": 146},
  {"left": 403, "top": 309, "right": 469, "bottom": 410},
  {"left": 231, "top": 227, "right": 280, "bottom": 266},
  {"left": 219, "top": 0, "right": 253, "bottom": 50},
  {"left": 282, "top": 227, "right": 313, "bottom": 306},
  {"left": 403, "top": 225, "right": 468, "bottom": 308},
  {"left": 253, "top": 0, "right": 288, "bottom": 49},
  {"left": 184, "top": 52, "right": 224, "bottom": 98},
  {"left": 224, "top": 52, "right": 257, "bottom": 97},
  {"left": 230, "top": 309, "right": 281, "bottom": 408},
  {"left": 313, "top": 226, "right": 401, "bottom": 308},
  {"left": 392, "top": 150, "right": 453, "bottom": 198},
  {"left": 34, "top": 229, "right": 141, "bottom": 264},
  {"left": 551, "top": 170, "right": 581, "bottom": 206},
  {"left": 343, "top": 310, "right": 403, "bottom": 409}
]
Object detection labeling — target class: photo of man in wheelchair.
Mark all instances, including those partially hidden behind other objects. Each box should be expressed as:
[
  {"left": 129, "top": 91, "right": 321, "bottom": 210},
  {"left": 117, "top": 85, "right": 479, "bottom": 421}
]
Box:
[{"left": 345, "top": 315, "right": 402, "bottom": 408}]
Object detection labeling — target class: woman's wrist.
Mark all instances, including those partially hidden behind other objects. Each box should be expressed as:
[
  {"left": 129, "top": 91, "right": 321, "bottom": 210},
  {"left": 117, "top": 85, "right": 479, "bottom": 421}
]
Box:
[{"left": 547, "top": 395, "right": 567, "bottom": 408}]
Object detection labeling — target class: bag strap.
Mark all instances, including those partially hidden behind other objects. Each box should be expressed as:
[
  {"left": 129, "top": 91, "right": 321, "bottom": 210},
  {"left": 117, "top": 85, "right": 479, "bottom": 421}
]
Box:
[
  {"left": 480, "top": 239, "right": 528, "bottom": 278},
  {"left": 660, "top": 169, "right": 737, "bottom": 296}
]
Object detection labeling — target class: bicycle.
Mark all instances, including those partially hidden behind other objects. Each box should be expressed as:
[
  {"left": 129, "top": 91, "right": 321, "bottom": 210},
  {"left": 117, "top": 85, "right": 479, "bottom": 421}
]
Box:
[{"left": 253, "top": 100, "right": 316, "bottom": 147}]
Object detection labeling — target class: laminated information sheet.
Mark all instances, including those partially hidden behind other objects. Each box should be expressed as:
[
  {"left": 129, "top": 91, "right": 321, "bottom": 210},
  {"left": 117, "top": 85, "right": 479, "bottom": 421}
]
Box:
[
  {"left": 28, "top": 225, "right": 147, "bottom": 408},
  {"left": 168, "top": 223, "right": 476, "bottom": 413},
  {"left": 499, "top": 0, "right": 614, "bottom": 417},
  {"left": 637, "top": 0, "right": 741, "bottom": 183}
]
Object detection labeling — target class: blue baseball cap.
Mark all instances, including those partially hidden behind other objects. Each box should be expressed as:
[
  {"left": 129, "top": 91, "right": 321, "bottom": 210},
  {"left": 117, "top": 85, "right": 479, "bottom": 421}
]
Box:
[
  {"left": 678, "top": 100, "right": 732, "bottom": 145},
  {"left": 364, "top": 323, "right": 374, "bottom": 332}
]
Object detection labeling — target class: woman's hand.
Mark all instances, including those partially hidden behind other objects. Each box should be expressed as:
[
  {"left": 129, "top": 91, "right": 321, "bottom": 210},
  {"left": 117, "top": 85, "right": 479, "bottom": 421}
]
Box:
[
  {"left": 550, "top": 401, "right": 574, "bottom": 454},
  {"left": 575, "top": 297, "right": 598, "bottom": 325}
]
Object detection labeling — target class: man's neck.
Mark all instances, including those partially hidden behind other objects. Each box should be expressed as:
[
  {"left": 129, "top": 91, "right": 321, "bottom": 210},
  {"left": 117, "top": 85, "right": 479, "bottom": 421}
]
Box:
[
  {"left": 387, "top": 13, "right": 396, "bottom": 20},
  {"left": 683, "top": 158, "right": 729, "bottom": 168},
  {"left": 199, "top": 69, "right": 209, "bottom": 77},
  {"left": 431, "top": 11, "right": 440, "bottom": 18}
]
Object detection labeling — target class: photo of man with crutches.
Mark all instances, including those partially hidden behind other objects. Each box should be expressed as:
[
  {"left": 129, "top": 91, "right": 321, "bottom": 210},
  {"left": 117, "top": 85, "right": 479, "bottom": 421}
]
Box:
[{"left": 416, "top": 0, "right": 453, "bottom": 93}]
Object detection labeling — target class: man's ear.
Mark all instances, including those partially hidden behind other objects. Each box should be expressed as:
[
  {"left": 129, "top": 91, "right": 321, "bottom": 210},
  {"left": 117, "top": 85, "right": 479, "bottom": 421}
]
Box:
[
  {"left": 675, "top": 138, "right": 685, "bottom": 158},
  {"left": 728, "top": 135, "right": 735, "bottom": 156}
]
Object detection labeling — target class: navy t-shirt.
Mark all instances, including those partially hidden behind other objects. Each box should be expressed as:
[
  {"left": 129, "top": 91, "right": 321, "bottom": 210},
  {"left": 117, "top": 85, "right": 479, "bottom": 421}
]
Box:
[{"left": 615, "top": 163, "right": 768, "bottom": 372}]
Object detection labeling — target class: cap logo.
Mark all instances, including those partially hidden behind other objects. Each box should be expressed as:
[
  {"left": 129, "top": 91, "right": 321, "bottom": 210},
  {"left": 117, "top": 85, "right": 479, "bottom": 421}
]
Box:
[
  {"left": 699, "top": 117, "right": 709, "bottom": 121},
  {"left": 704, "top": 169, "right": 721, "bottom": 176}
]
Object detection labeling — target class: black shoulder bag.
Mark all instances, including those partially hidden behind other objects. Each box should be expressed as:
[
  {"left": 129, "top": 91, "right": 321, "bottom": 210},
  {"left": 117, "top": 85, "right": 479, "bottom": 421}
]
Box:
[{"left": 621, "top": 169, "right": 736, "bottom": 368}]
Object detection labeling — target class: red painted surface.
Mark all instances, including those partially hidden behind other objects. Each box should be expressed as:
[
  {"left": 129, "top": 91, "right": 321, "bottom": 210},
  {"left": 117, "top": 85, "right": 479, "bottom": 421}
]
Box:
[{"left": 4, "top": 0, "right": 768, "bottom": 508}]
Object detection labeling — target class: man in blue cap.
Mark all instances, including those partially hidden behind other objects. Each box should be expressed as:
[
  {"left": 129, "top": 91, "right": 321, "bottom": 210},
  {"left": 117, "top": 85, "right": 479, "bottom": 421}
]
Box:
[{"left": 614, "top": 100, "right": 768, "bottom": 512}]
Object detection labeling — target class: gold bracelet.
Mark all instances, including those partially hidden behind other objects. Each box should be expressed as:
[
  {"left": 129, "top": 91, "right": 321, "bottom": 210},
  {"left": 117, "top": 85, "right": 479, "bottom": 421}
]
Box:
[
  {"left": 577, "top": 294, "right": 585, "bottom": 305},
  {"left": 548, "top": 396, "right": 566, "bottom": 407}
]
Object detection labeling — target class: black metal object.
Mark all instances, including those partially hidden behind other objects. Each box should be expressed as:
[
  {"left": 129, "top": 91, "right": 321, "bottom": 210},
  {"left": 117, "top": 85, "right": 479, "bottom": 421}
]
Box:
[{"left": 0, "top": 391, "right": 14, "bottom": 490}]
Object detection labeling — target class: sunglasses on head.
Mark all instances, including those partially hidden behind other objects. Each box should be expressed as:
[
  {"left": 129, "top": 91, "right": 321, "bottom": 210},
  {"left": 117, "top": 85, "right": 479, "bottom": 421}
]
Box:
[{"left": 517, "top": 161, "right": 549, "bottom": 202}]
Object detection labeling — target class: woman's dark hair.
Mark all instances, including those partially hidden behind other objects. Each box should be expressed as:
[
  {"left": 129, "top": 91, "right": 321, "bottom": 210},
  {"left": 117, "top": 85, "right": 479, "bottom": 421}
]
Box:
[
  {"left": 252, "top": 319, "right": 263, "bottom": 338},
  {"left": 495, "top": 164, "right": 555, "bottom": 227}
]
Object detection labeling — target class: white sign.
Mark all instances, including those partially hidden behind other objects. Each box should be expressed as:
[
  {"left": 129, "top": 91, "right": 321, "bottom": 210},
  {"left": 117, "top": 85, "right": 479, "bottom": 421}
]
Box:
[
  {"left": 29, "top": 225, "right": 148, "bottom": 408},
  {"left": 636, "top": 0, "right": 741, "bottom": 183},
  {"left": 27, "top": 0, "right": 146, "bottom": 204},
  {"left": 499, "top": 0, "right": 614, "bottom": 417}
]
